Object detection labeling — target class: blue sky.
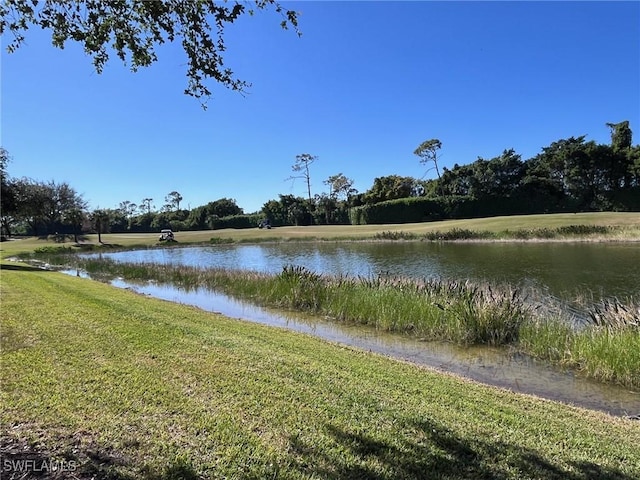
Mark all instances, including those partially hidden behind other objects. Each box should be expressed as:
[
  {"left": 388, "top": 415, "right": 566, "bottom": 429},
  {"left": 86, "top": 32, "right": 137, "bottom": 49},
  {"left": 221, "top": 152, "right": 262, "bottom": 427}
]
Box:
[{"left": 2, "top": 1, "right": 639, "bottom": 213}]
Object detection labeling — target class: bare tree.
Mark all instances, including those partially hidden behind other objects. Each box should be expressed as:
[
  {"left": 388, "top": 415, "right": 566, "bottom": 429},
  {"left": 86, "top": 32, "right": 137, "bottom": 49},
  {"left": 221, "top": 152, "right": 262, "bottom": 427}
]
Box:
[{"left": 287, "top": 153, "right": 318, "bottom": 202}]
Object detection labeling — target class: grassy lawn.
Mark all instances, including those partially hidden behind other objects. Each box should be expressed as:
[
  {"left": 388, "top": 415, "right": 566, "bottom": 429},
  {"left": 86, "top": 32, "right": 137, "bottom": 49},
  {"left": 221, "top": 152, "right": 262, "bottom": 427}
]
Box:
[{"left": 1, "top": 264, "right": 639, "bottom": 479}]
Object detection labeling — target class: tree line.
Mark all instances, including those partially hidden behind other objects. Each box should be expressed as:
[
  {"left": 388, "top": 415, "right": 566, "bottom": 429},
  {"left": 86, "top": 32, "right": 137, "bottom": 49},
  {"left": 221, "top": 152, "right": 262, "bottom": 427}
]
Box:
[{"left": 1, "top": 121, "right": 638, "bottom": 238}]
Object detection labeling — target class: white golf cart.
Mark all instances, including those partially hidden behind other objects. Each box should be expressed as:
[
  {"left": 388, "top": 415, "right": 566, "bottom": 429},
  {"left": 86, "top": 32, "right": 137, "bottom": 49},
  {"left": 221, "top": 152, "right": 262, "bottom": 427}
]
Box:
[{"left": 158, "top": 229, "right": 175, "bottom": 241}]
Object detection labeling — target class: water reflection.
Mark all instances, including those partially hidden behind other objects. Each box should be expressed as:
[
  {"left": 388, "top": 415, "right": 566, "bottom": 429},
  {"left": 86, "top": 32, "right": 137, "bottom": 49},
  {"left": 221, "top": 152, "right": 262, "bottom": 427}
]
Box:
[
  {"left": 67, "top": 270, "right": 639, "bottom": 417},
  {"left": 91, "top": 242, "right": 640, "bottom": 300}
]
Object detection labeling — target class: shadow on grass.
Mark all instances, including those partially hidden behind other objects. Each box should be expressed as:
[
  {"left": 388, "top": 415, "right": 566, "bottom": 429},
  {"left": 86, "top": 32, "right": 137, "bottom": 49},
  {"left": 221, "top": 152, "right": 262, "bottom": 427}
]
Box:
[
  {"left": 289, "top": 418, "right": 633, "bottom": 480},
  {"left": 0, "top": 434, "right": 199, "bottom": 480},
  {"left": 0, "top": 263, "right": 51, "bottom": 272}
]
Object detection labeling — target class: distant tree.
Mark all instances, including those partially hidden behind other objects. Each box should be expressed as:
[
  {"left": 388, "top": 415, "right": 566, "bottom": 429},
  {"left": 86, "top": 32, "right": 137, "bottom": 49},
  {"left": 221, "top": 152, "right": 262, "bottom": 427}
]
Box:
[
  {"left": 0, "top": 147, "right": 16, "bottom": 236},
  {"left": 606, "top": 120, "right": 633, "bottom": 152},
  {"left": 118, "top": 200, "right": 137, "bottom": 219},
  {"left": 363, "top": 175, "right": 421, "bottom": 204},
  {"left": 10, "top": 178, "right": 48, "bottom": 235},
  {"left": 324, "top": 173, "right": 357, "bottom": 201},
  {"left": 207, "top": 198, "right": 243, "bottom": 218},
  {"left": 532, "top": 136, "right": 614, "bottom": 210},
  {"left": 7, "top": 178, "right": 84, "bottom": 235},
  {"left": 42, "top": 180, "right": 87, "bottom": 234},
  {"left": 140, "top": 198, "right": 154, "bottom": 215},
  {"left": 165, "top": 191, "right": 183, "bottom": 211},
  {"left": 151, "top": 209, "right": 188, "bottom": 231},
  {"left": 287, "top": 153, "right": 317, "bottom": 203},
  {"left": 0, "top": 147, "right": 8, "bottom": 176},
  {"left": 63, "top": 207, "right": 86, "bottom": 243},
  {"left": 261, "top": 194, "right": 311, "bottom": 226},
  {"left": 605, "top": 121, "right": 635, "bottom": 189},
  {"left": 439, "top": 164, "right": 474, "bottom": 197},
  {"left": 128, "top": 211, "right": 155, "bottom": 232},
  {"left": 108, "top": 209, "right": 129, "bottom": 233},
  {"left": 468, "top": 149, "right": 525, "bottom": 198},
  {"left": 0, "top": 0, "right": 300, "bottom": 105},
  {"left": 314, "top": 193, "right": 336, "bottom": 224},
  {"left": 261, "top": 198, "right": 287, "bottom": 226},
  {"left": 91, "top": 209, "right": 112, "bottom": 243},
  {"left": 414, "top": 139, "right": 443, "bottom": 194},
  {"left": 629, "top": 145, "right": 640, "bottom": 186}
]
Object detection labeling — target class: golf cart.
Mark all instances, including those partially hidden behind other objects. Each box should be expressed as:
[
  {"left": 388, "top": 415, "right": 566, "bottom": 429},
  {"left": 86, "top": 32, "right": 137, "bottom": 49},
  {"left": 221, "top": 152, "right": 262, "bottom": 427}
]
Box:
[{"left": 159, "top": 229, "right": 175, "bottom": 241}]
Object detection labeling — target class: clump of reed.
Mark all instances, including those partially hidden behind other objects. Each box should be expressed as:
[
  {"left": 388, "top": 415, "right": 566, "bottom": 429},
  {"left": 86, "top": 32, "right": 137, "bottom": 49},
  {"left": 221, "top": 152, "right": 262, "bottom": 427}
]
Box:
[
  {"left": 586, "top": 297, "right": 639, "bottom": 331},
  {"left": 507, "top": 225, "right": 615, "bottom": 240},
  {"left": 373, "top": 231, "right": 418, "bottom": 240},
  {"left": 422, "top": 228, "right": 493, "bottom": 241},
  {"left": 268, "top": 267, "right": 531, "bottom": 345}
]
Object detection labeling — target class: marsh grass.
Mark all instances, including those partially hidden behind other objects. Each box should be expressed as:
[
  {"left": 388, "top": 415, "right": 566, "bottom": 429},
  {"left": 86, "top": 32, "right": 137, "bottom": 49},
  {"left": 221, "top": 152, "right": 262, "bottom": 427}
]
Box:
[
  {"left": 366, "top": 225, "right": 624, "bottom": 242},
  {"left": 77, "top": 260, "right": 531, "bottom": 347},
  {"left": 366, "top": 225, "right": 625, "bottom": 242},
  {"left": 587, "top": 297, "right": 640, "bottom": 330}
]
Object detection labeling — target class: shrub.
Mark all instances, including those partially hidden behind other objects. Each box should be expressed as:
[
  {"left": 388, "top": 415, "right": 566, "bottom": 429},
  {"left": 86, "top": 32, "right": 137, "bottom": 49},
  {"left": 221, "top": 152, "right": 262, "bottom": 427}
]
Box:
[{"left": 373, "top": 231, "right": 418, "bottom": 240}]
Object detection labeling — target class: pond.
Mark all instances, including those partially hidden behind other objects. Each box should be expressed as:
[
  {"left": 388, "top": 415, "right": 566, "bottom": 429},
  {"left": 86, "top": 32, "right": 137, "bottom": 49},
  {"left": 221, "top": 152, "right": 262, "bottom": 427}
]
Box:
[{"left": 94, "top": 241, "right": 640, "bottom": 300}]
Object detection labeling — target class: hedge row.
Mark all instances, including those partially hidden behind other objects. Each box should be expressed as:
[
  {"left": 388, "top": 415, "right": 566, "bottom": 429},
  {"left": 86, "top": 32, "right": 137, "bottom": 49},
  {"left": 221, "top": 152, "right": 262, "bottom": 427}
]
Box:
[
  {"left": 348, "top": 195, "right": 564, "bottom": 225},
  {"left": 209, "top": 214, "right": 263, "bottom": 230}
]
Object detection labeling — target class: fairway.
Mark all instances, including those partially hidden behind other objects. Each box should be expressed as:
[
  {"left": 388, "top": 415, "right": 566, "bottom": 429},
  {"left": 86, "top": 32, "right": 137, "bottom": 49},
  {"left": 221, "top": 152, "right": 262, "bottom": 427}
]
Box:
[{"left": 2, "top": 212, "right": 639, "bottom": 258}]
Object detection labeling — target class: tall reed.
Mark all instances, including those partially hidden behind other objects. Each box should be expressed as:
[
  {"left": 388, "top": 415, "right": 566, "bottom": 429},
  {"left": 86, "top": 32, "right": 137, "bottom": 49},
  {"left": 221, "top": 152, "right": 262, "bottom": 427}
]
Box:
[{"left": 74, "top": 260, "right": 532, "bottom": 347}]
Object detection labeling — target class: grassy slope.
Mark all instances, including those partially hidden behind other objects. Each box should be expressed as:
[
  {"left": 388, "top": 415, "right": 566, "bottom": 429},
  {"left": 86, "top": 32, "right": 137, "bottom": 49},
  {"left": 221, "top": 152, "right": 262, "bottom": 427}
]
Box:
[{"left": 1, "top": 265, "right": 639, "bottom": 479}]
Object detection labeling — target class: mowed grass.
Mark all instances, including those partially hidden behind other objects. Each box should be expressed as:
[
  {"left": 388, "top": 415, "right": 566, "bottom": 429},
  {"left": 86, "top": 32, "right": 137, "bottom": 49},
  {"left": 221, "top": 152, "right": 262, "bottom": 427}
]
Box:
[
  {"left": 2, "top": 212, "right": 639, "bottom": 258},
  {"left": 1, "top": 264, "right": 640, "bottom": 479}
]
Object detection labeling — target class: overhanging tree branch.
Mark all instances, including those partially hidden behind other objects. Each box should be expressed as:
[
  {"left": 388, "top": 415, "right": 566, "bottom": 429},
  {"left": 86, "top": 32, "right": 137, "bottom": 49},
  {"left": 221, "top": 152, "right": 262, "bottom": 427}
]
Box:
[{"left": 0, "top": 0, "right": 301, "bottom": 107}]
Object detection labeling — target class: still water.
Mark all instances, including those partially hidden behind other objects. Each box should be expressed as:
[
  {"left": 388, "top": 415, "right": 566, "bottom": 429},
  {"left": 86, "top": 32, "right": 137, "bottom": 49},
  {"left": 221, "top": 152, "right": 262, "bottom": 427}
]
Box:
[{"left": 95, "top": 242, "right": 640, "bottom": 300}]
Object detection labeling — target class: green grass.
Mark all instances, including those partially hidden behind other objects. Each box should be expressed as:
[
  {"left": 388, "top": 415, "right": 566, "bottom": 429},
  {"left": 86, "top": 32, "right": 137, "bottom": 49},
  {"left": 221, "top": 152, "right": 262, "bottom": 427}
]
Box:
[{"left": 2, "top": 263, "right": 639, "bottom": 479}]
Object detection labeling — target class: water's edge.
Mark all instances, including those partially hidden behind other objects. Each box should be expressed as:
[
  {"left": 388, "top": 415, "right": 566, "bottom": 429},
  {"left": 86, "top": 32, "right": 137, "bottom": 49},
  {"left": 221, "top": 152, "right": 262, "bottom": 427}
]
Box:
[{"left": 61, "top": 269, "right": 640, "bottom": 418}]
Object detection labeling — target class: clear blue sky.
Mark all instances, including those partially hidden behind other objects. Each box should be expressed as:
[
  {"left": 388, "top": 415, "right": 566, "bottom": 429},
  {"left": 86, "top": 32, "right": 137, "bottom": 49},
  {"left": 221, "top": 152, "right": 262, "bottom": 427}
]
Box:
[{"left": 2, "top": 1, "right": 639, "bottom": 213}]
